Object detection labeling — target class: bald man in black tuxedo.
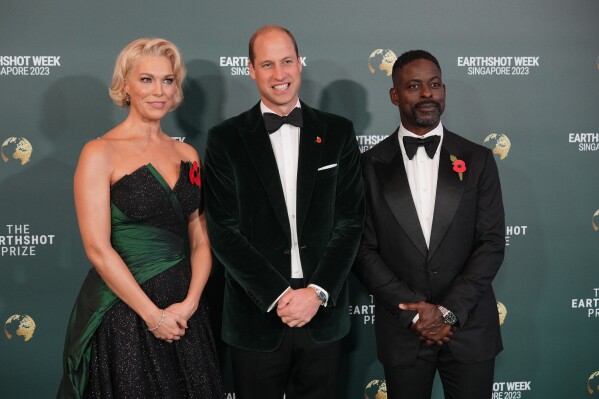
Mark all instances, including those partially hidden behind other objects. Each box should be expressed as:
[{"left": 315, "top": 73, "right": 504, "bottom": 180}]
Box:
[{"left": 354, "top": 50, "right": 505, "bottom": 399}]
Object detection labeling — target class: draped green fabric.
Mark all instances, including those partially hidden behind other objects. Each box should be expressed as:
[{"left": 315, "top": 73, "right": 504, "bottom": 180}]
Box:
[{"left": 58, "top": 165, "right": 186, "bottom": 398}]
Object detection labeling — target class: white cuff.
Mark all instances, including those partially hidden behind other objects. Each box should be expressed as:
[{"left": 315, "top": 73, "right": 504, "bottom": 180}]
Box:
[
  {"left": 267, "top": 286, "right": 291, "bottom": 312},
  {"left": 308, "top": 284, "right": 329, "bottom": 306}
]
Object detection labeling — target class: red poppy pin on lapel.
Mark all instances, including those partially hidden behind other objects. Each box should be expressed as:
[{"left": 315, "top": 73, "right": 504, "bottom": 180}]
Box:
[
  {"left": 315, "top": 136, "right": 322, "bottom": 143},
  {"left": 189, "top": 161, "right": 201, "bottom": 186},
  {"left": 450, "top": 155, "right": 466, "bottom": 181}
]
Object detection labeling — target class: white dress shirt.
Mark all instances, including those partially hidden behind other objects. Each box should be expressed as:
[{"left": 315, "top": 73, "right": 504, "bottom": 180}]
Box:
[
  {"left": 398, "top": 122, "right": 444, "bottom": 324},
  {"left": 261, "top": 101, "right": 328, "bottom": 311},
  {"left": 397, "top": 122, "right": 444, "bottom": 248}
]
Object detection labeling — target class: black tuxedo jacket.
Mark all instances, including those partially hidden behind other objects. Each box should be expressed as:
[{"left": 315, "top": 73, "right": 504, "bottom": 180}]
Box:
[
  {"left": 204, "top": 102, "right": 364, "bottom": 351},
  {"left": 354, "top": 128, "right": 504, "bottom": 366}
]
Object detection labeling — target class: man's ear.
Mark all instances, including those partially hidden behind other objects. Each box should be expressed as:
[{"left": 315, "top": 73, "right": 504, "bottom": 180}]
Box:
[{"left": 389, "top": 87, "right": 399, "bottom": 106}]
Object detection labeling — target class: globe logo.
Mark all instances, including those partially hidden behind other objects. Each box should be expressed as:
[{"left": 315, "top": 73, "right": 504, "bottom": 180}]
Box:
[
  {"left": 483, "top": 133, "right": 511, "bottom": 160},
  {"left": 497, "top": 301, "right": 507, "bottom": 325},
  {"left": 592, "top": 209, "right": 599, "bottom": 232},
  {"left": 365, "top": 379, "right": 387, "bottom": 399},
  {"left": 368, "top": 49, "right": 397, "bottom": 76},
  {"left": 4, "top": 314, "right": 36, "bottom": 342},
  {"left": 588, "top": 371, "right": 599, "bottom": 396},
  {"left": 1, "top": 137, "right": 33, "bottom": 165}
]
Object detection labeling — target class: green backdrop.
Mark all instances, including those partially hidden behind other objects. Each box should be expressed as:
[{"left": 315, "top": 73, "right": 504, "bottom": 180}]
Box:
[{"left": 1, "top": 0, "right": 598, "bottom": 397}]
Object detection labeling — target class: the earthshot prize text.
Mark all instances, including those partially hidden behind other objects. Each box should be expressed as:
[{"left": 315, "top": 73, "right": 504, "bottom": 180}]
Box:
[
  {"left": 1, "top": 224, "right": 55, "bottom": 256},
  {"left": 349, "top": 295, "right": 376, "bottom": 324},
  {"left": 571, "top": 288, "right": 599, "bottom": 318}
]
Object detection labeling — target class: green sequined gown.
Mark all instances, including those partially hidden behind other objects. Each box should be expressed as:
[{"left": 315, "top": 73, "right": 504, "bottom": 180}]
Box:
[{"left": 58, "top": 162, "right": 223, "bottom": 398}]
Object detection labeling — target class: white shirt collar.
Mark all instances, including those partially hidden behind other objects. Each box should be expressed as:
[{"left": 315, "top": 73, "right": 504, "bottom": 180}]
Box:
[
  {"left": 398, "top": 121, "right": 444, "bottom": 139},
  {"left": 260, "top": 100, "right": 301, "bottom": 116}
]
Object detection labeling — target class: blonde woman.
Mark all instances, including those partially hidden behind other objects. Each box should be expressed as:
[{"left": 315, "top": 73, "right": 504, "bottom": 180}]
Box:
[{"left": 58, "top": 38, "right": 223, "bottom": 398}]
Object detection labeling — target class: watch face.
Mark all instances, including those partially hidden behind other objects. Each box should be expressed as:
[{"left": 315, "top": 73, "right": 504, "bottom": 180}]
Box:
[
  {"left": 444, "top": 312, "right": 457, "bottom": 325},
  {"left": 317, "top": 291, "right": 327, "bottom": 303}
]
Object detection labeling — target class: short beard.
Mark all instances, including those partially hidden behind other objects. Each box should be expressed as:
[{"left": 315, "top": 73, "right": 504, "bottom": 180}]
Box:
[{"left": 412, "top": 101, "right": 442, "bottom": 127}]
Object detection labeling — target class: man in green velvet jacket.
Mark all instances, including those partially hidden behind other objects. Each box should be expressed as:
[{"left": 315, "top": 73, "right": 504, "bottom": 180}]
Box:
[{"left": 204, "top": 25, "right": 364, "bottom": 399}]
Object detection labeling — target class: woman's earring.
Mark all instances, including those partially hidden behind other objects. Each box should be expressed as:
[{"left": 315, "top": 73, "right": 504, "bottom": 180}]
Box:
[{"left": 125, "top": 92, "right": 131, "bottom": 106}]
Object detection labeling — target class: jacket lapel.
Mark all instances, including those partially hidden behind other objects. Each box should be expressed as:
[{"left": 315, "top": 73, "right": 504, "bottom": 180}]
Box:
[
  {"left": 428, "top": 130, "right": 466, "bottom": 260},
  {"left": 296, "top": 102, "right": 325, "bottom": 238},
  {"left": 239, "top": 103, "right": 291, "bottom": 241},
  {"left": 378, "top": 132, "right": 428, "bottom": 258}
]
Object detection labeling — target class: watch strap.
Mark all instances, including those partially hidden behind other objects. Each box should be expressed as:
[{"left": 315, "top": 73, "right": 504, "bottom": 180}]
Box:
[
  {"left": 310, "top": 286, "right": 327, "bottom": 306},
  {"left": 437, "top": 305, "right": 457, "bottom": 325}
]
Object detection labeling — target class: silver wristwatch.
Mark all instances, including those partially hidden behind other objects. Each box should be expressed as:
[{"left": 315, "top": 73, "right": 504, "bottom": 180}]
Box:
[
  {"left": 311, "top": 286, "right": 327, "bottom": 306},
  {"left": 437, "top": 305, "right": 457, "bottom": 325}
]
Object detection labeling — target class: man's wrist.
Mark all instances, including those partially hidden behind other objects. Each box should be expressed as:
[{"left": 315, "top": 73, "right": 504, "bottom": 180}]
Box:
[
  {"left": 308, "top": 285, "right": 328, "bottom": 306},
  {"left": 437, "top": 305, "right": 457, "bottom": 325}
]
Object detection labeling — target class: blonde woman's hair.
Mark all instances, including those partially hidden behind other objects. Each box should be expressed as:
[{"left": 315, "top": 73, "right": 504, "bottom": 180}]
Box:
[{"left": 109, "top": 38, "right": 186, "bottom": 109}]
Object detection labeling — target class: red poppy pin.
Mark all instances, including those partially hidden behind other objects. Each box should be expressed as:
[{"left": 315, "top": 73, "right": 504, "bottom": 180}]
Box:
[
  {"left": 450, "top": 155, "right": 466, "bottom": 181},
  {"left": 189, "top": 161, "right": 201, "bottom": 187},
  {"left": 315, "top": 136, "right": 322, "bottom": 144}
]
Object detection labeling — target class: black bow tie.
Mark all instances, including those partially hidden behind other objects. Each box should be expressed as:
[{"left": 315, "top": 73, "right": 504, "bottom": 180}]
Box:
[
  {"left": 403, "top": 135, "right": 441, "bottom": 160},
  {"left": 263, "top": 108, "right": 303, "bottom": 134}
]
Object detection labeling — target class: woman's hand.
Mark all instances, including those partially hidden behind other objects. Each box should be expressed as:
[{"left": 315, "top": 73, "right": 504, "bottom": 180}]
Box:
[
  {"left": 146, "top": 308, "right": 187, "bottom": 343},
  {"left": 165, "top": 299, "right": 198, "bottom": 324}
]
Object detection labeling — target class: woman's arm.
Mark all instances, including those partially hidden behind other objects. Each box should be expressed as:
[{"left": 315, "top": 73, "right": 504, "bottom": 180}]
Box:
[{"left": 74, "top": 140, "right": 185, "bottom": 342}]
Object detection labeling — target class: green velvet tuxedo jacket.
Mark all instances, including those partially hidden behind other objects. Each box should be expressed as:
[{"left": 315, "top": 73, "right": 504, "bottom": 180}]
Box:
[{"left": 204, "top": 102, "right": 364, "bottom": 351}]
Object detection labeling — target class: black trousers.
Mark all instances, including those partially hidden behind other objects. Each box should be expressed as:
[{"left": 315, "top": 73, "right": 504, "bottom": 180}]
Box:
[
  {"left": 231, "top": 279, "right": 342, "bottom": 399},
  {"left": 384, "top": 344, "right": 495, "bottom": 399}
]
